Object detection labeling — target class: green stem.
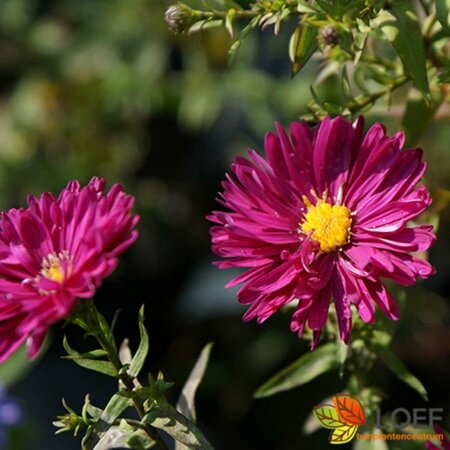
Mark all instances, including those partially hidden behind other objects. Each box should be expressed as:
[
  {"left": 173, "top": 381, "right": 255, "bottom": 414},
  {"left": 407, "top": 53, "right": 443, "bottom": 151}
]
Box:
[
  {"left": 191, "top": 1, "right": 301, "bottom": 21},
  {"left": 115, "top": 418, "right": 150, "bottom": 431},
  {"left": 195, "top": 9, "right": 261, "bottom": 20},
  {"left": 346, "top": 75, "right": 410, "bottom": 115},
  {"left": 84, "top": 303, "right": 170, "bottom": 450},
  {"left": 418, "top": 0, "right": 431, "bottom": 15}
]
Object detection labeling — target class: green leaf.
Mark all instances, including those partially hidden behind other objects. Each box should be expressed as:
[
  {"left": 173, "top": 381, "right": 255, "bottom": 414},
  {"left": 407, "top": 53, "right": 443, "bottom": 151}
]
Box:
[
  {"left": 381, "top": 2, "right": 430, "bottom": 97},
  {"left": 310, "top": 85, "right": 326, "bottom": 108},
  {"left": 198, "top": 20, "right": 223, "bottom": 31},
  {"left": 110, "top": 309, "right": 122, "bottom": 336},
  {"left": 63, "top": 336, "right": 117, "bottom": 378},
  {"left": 63, "top": 349, "right": 108, "bottom": 360},
  {"left": 225, "top": 9, "right": 235, "bottom": 37},
  {"left": 227, "top": 15, "right": 260, "bottom": 65},
  {"left": 436, "top": 0, "right": 450, "bottom": 32},
  {"left": 176, "top": 343, "right": 213, "bottom": 424},
  {"left": 188, "top": 20, "right": 208, "bottom": 34},
  {"left": 354, "top": 434, "right": 389, "bottom": 450},
  {"left": 353, "top": 30, "right": 368, "bottom": 64},
  {"left": 313, "top": 405, "right": 344, "bottom": 429},
  {"left": 82, "top": 395, "right": 103, "bottom": 422},
  {"left": 134, "top": 372, "right": 174, "bottom": 403},
  {"left": 89, "top": 419, "right": 154, "bottom": 450},
  {"left": 144, "top": 401, "right": 213, "bottom": 450},
  {"left": 289, "top": 21, "right": 318, "bottom": 77},
  {"left": 82, "top": 393, "right": 133, "bottom": 450},
  {"left": 297, "top": 0, "right": 317, "bottom": 14},
  {"left": 129, "top": 306, "right": 150, "bottom": 378},
  {"left": 371, "top": 343, "right": 428, "bottom": 401},
  {"left": 127, "top": 432, "right": 156, "bottom": 450},
  {"left": 303, "top": 395, "right": 332, "bottom": 435},
  {"left": 254, "top": 343, "right": 338, "bottom": 398},
  {"left": 70, "top": 358, "right": 117, "bottom": 378},
  {"left": 402, "top": 88, "right": 446, "bottom": 147},
  {"left": 341, "top": 66, "right": 352, "bottom": 102},
  {"left": 0, "top": 339, "right": 47, "bottom": 386},
  {"left": 336, "top": 339, "right": 348, "bottom": 378},
  {"left": 96, "top": 310, "right": 117, "bottom": 353},
  {"left": 315, "top": 0, "right": 340, "bottom": 16}
]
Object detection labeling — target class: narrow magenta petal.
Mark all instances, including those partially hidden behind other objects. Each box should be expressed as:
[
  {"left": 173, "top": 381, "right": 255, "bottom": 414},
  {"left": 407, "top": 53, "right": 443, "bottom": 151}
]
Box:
[
  {"left": 208, "top": 116, "right": 436, "bottom": 347},
  {"left": 0, "top": 178, "right": 139, "bottom": 362},
  {"left": 307, "top": 284, "right": 332, "bottom": 331}
]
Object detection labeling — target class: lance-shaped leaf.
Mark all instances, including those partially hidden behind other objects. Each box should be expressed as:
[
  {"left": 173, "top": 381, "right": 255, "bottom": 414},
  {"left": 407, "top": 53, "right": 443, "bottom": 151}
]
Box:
[
  {"left": 177, "top": 342, "right": 213, "bottom": 423},
  {"left": 254, "top": 343, "right": 338, "bottom": 398},
  {"left": 380, "top": 1, "right": 429, "bottom": 97},
  {"left": 129, "top": 306, "right": 150, "bottom": 378},
  {"left": 83, "top": 395, "right": 103, "bottom": 422},
  {"left": 371, "top": 343, "right": 428, "bottom": 401},
  {"left": 297, "top": 0, "right": 317, "bottom": 13},
  {"left": 144, "top": 401, "right": 213, "bottom": 450},
  {"left": 313, "top": 405, "right": 344, "bottom": 429},
  {"left": 354, "top": 433, "right": 389, "bottom": 449},
  {"left": 336, "top": 338, "right": 348, "bottom": 378},
  {"left": 225, "top": 8, "right": 235, "bottom": 37},
  {"left": 333, "top": 395, "right": 366, "bottom": 426},
  {"left": 330, "top": 424, "right": 358, "bottom": 444},
  {"left": 91, "top": 419, "right": 155, "bottom": 450},
  {"left": 63, "top": 336, "right": 117, "bottom": 378},
  {"left": 436, "top": 0, "right": 450, "bottom": 32},
  {"left": 228, "top": 16, "right": 260, "bottom": 65},
  {"left": 96, "top": 310, "right": 117, "bottom": 350},
  {"left": 0, "top": 341, "right": 44, "bottom": 386},
  {"left": 82, "top": 393, "right": 133, "bottom": 450},
  {"left": 402, "top": 88, "right": 446, "bottom": 147},
  {"left": 289, "top": 20, "right": 318, "bottom": 77}
]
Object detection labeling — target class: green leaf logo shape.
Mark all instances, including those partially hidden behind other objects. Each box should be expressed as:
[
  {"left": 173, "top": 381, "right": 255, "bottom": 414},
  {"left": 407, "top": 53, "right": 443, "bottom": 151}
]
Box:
[
  {"left": 313, "top": 395, "right": 365, "bottom": 445},
  {"left": 313, "top": 405, "right": 344, "bottom": 429}
]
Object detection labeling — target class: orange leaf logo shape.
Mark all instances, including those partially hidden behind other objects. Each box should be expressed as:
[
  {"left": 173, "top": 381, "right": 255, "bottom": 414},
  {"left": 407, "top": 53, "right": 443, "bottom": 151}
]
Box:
[
  {"left": 333, "top": 395, "right": 366, "bottom": 426},
  {"left": 313, "top": 395, "right": 365, "bottom": 444}
]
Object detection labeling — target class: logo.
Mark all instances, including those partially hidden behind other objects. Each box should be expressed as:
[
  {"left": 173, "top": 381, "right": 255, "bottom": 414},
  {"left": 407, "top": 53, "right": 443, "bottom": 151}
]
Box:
[
  {"left": 313, "top": 394, "right": 445, "bottom": 445},
  {"left": 314, "top": 395, "right": 366, "bottom": 444}
]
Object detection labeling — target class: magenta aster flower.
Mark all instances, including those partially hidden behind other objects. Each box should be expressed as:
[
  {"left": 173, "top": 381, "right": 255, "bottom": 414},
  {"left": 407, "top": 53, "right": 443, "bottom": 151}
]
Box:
[
  {"left": 0, "top": 177, "right": 139, "bottom": 362},
  {"left": 208, "top": 116, "right": 435, "bottom": 347},
  {"left": 425, "top": 425, "right": 450, "bottom": 450}
]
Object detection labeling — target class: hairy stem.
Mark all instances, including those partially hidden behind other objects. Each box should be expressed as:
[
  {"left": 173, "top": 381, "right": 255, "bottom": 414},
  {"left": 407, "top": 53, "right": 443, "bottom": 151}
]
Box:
[
  {"left": 84, "top": 303, "right": 170, "bottom": 450},
  {"left": 346, "top": 75, "right": 410, "bottom": 115}
]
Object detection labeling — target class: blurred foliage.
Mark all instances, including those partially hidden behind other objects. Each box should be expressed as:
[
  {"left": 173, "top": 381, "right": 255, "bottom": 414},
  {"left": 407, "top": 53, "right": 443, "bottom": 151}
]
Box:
[
  {"left": 0, "top": 0, "right": 321, "bottom": 207},
  {"left": 0, "top": 1, "right": 449, "bottom": 450},
  {"left": 165, "top": 0, "right": 449, "bottom": 121},
  {"left": 55, "top": 303, "right": 212, "bottom": 450}
]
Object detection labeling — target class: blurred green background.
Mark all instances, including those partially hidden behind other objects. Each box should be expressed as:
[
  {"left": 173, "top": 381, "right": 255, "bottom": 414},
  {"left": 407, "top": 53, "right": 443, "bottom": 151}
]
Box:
[{"left": 0, "top": 0, "right": 449, "bottom": 449}]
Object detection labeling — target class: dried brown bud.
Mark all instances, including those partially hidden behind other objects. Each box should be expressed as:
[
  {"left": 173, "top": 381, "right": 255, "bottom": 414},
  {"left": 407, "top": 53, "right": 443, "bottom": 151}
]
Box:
[
  {"left": 321, "top": 26, "right": 340, "bottom": 47},
  {"left": 165, "top": 3, "right": 196, "bottom": 34}
]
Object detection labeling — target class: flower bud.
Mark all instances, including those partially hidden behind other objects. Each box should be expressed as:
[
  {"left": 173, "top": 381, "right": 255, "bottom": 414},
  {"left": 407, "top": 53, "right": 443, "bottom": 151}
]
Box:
[
  {"left": 165, "top": 3, "right": 196, "bottom": 34},
  {"left": 53, "top": 413, "right": 85, "bottom": 435},
  {"left": 321, "top": 25, "right": 340, "bottom": 46}
]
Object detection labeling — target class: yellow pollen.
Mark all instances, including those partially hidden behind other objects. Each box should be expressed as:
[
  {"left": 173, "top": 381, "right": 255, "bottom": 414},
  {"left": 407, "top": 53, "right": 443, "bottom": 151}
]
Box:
[
  {"left": 41, "top": 253, "right": 69, "bottom": 284},
  {"left": 301, "top": 200, "right": 352, "bottom": 253}
]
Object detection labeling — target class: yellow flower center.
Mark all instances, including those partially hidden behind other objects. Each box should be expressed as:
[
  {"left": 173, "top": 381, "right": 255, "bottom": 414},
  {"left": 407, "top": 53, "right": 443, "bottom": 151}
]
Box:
[
  {"left": 41, "top": 252, "right": 71, "bottom": 283},
  {"left": 301, "top": 199, "right": 352, "bottom": 253}
]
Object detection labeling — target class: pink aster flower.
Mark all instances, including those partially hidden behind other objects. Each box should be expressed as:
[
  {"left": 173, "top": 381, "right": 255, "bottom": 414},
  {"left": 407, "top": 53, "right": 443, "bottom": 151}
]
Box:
[
  {"left": 0, "top": 177, "right": 139, "bottom": 363},
  {"left": 425, "top": 425, "right": 450, "bottom": 450},
  {"left": 208, "top": 116, "right": 435, "bottom": 347}
]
